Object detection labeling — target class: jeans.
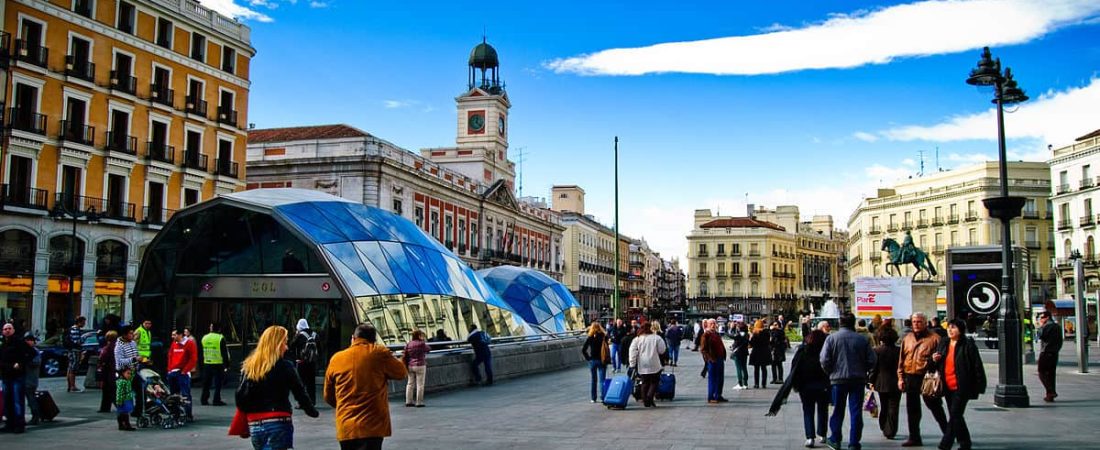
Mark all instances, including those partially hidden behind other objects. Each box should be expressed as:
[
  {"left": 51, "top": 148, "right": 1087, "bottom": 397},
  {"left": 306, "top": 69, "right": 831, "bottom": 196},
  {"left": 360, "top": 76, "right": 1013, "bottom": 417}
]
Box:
[
  {"left": 940, "top": 389, "right": 972, "bottom": 449},
  {"left": 798, "top": 381, "right": 830, "bottom": 440},
  {"left": 588, "top": 360, "right": 607, "bottom": 401},
  {"left": 610, "top": 343, "right": 621, "bottom": 371},
  {"left": 24, "top": 383, "right": 39, "bottom": 419},
  {"left": 828, "top": 382, "right": 865, "bottom": 448},
  {"left": 2, "top": 378, "right": 26, "bottom": 430},
  {"left": 250, "top": 420, "right": 294, "bottom": 450},
  {"left": 167, "top": 371, "right": 193, "bottom": 417},
  {"left": 903, "top": 374, "right": 948, "bottom": 442},
  {"left": 706, "top": 360, "right": 725, "bottom": 401},
  {"left": 202, "top": 364, "right": 226, "bottom": 403},
  {"left": 471, "top": 353, "right": 493, "bottom": 384},
  {"left": 406, "top": 365, "right": 426, "bottom": 406},
  {"left": 753, "top": 364, "right": 769, "bottom": 386},
  {"left": 667, "top": 340, "right": 681, "bottom": 364},
  {"left": 732, "top": 354, "right": 749, "bottom": 386},
  {"left": 340, "top": 437, "right": 383, "bottom": 450}
]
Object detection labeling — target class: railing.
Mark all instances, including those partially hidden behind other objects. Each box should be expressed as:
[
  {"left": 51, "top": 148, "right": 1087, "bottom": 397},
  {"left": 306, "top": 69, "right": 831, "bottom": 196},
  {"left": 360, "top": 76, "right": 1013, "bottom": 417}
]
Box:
[
  {"left": 8, "top": 108, "right": 47, "bottom": 135},
  {"left": 105, "top": 131, "right": 137, "bottom": 155},
  {"left": 932, "top": 245, "right": 945, "bottom": 253},
  {"left": 216, "top": 107, "right": 238, "bottom": 127},
  {"left": 697, "top": 251, "right": 709, "bottom": 257},
  {"left": 1057, "top": 183, "right": 1071, "bottom": 194},
  {"left": 1021, "top": 210, "right": 1039, "bottom": 219},
  {"left": 59, "top": 120, "right": 95, "bottom": 146},
  {"left": 748, "top": 251, "right": 760, "bottom": 257},
  {"left": 1025, "top": 240, "right": 1040, "bottom": 249},
  {"left": 146, "top": 142, "right": 175, "bottom": 164},
  {"left": 1081, "top": 178, "right": 1095, "bottom": 190},
  {"left": 1081, "top": 215, "right": 1096, "bottom": 227},
  {"left": 715, "top": 272, "right": 727, "bottom": 278},
  {"left": 182, "top": 151, "right": 208, "bottom": 170},
  {"left": 715, "top": 251, "right": 726, "bottom": 257},
  {"left": 731, "top": 251, "right": 741, "bottom": 256},
  {"left": 65, "top": 56, "right": 95, "bottom": 82},
  {"left": 1057, "top": 219, "right": 1073, "bottom": 230},
  {"left": 965, "top": 212, "right": 979, "bottom": 221},
  {"left": 868, "top": 226, "right": 881, "bottom": 234},
  {"left": 1, "top": 184, "right": 49, "bottom": 210},
  {"left": 695, "top": 272, "right": 709, "bottom": 278},
  {"left": 150, "top": 83, "right": 174, "bottom": 107},
  {"left": 932, "top": 216, "right": 944, "bottom": 226},
  {"left": 215, "top": 159, "right": 239, "bottom": 178},
  {"left": 185, "top": 96, "right": 208, "bottom": 115},
  {"left": 14, "top": 39, "right": 48, "bottom": 68},
  {"left": 870, "top": 253, "right": 882, "bottom": 262},
  {"left": 887, "top": 223, "right": 899, "bottom": 232},
  {"left": 102, "top": 199, "right": 136, "bottom": 221},
  {"left": 730, "top": 272, "right": 742, "bottom": 278},
  {"left": 54, "top": 192, "right": 104, "bottom": 216},
  {"left": 901, "top": 221, "right": 913, "bottom": 229},
  {"left": 947, "top": 214, "right": 959, "bottom": 224},
  {"left": 110, "top": 71, "right": 137, "bottom": 95},
  {"left": 142, "top": 206, "right": 175, "bottom": 225},
  {"left": 916, "top": 219, "right": 929, "bottom": 228}
]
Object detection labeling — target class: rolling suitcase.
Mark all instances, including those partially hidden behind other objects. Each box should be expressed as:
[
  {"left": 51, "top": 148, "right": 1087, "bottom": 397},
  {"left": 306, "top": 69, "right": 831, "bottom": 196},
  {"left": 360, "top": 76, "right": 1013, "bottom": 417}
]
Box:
[
  {"left": 603, "top": 375, "right": 631, "bottom": 409},
  {"left": 36, "top": 391, "right": 60, "bottom": 421},
  {"left": 656, "top": 371, "right": 676, "bottom": 400},
  {"left": 601, "top": 378, "right": 612, "bottom": 401}
]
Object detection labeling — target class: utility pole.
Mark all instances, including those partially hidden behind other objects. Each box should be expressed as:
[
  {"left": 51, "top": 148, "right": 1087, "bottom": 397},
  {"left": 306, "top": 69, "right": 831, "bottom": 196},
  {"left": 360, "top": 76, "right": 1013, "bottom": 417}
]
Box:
[{"left": 613, "top": 137, "right": 621, "bottom": 320}]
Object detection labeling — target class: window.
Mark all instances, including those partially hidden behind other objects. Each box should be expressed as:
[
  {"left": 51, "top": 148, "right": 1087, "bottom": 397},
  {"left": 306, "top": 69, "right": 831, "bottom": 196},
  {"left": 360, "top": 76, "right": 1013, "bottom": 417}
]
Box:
[
  {"left": 67, "top": 36, "right": 94, "bottom": 81},
  {"left": 146, "top": 181, "right": 165, "bottom": 223},
  {"left": 108, "top": 109, "right": 132, "bottom": 152},
  {"left": 222, "top": 46, "right": 236, "bottom": 73},
  {"left": 950, "top": 231, "right": 958, "bottom": 246},
  {"left": 156, "top": 18, "right": 173, "bottom": 49},
  {"left": 732, "top": 243, "right": 740, "bottom": 255},
  {"left": 458, "top": 219, "right": 467, "bottom": 247},
  {"left": 392, "top": 199, "right": 402, "bottom": 216},
  {"left": 111, "top": 51, "right": 135, "bottom": 94},
  {"left": 717, "top": 243, "right": 725, "bottom": 254},
  {"left": 60, "top": 165, "right": 82, "bottom": 208},
  {"left": 105, "top": 173, "right": 128, "bottom": 219},
  {"left": 190, "top": 33, "right": 206, "bottom": 61},
  {"left": 471, "top": 223, "right": 478, "bottom": 249},
  {"left": 969, "top": 228, "right": 978, "bottom": 245},
  {"left": 183, "top": 188, "right": 199, "bottom": 206},
  {"left": 732, "top": 262, "right": 740, "bottom": 274},
  {"left": 698, "top": 262, "right": 707, "bottom": 273},
  {"left": 444, "top": 214, "right": 453, "bottom": 247},
  {"left": 73, "top": 0, "right": 94, "bottom": 18},
  {"left": 750, "top": 262, "right": 759, "bottom": 274},
  {"left": 117, "top": 2, "right": 135, "bottom": 33},
  {"left": 430, "top": 211, "right": 439, "bottom": 239}
]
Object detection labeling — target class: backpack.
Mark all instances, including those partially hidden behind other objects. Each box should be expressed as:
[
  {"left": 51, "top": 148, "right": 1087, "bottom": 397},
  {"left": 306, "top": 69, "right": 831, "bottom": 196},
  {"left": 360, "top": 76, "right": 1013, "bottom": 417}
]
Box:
[
  {"left": 479, "top": 331, "right": 492, "bottom": 346},
  {"left": 299, "top": 331, "right": 318, "bottom": 363}
]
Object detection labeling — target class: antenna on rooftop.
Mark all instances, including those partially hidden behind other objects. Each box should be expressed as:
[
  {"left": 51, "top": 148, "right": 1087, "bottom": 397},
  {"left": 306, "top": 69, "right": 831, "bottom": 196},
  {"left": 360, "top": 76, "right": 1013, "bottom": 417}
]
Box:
[
  {"left": 515, "top": 146, "right": 528, "bottom": 197},
  {"left": 918, "top": 149, "right": 925, "bottom": 177},
  {"left": 935, "top": 146, "right": 941, "bottom": 172}
]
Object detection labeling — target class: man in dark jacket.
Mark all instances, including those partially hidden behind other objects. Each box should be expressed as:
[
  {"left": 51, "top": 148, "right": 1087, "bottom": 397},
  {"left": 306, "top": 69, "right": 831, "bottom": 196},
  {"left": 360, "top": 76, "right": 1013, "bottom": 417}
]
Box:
[
  {"left": 467, "top": 324, "right": 493, "bottom": 386},
  {"left": 1036, "top": 311, "right": 1063, "bottom": 402},
  {"left": 609, "top": 319, "right": 627, "bottom": 373},
  {"left": 291, "top": 318, "right": 319, "bottom": 404},
  {"left": 699, "top": 319, "right": 728, "bottom": 403},
  {"left": 820, "top": 313, "right": 876, "bottom": 450},
  {"left": 665, "top": 320, "right": 684, "bottom": 366},
  {"left": 1, "top": 322, "right": 37, "bottom": 433}
]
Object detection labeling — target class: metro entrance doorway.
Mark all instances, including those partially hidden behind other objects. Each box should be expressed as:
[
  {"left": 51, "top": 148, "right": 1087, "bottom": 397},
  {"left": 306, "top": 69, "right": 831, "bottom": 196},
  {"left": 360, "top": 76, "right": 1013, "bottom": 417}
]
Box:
[{"left": 191, "top": 298, "right": 342, "bottom": 370}]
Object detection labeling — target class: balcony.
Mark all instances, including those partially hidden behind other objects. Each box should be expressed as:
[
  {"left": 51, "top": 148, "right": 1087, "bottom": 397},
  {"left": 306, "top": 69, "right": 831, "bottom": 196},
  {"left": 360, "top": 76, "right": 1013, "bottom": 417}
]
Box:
[
  {"left": 146, "top": 142, "right": 175, "bottom": 164},
  {"left": 748, "top": 251, "right": 761, "bottom": 257},
  {"left": 182, "top": 151, "right": 208, "bottom": 171},
  {"left": 14, "top": 39, "right": 48, "bottom": 68},
  {"left": 1, "top": 184, "right": 49, "bottom": 210},
  {"left": 696, "top": 271, "right": 709, "bottom": 278},
  {"left": 8, "top": 108, "right": 47, "bottom": 135},
  {"left": 932, "top": 245, "right": 945, "bottom": 254},
  {"left": 932, "top": 216, "right": 944, "bottom": 226},
  {"left": 715, "top": 272, "right": 727, "bottom": 278},
  {"left": 149, "top": 83, "right": 175, "bottom": 107},
  {"left": 1022, "top": 210, "right": 1039, "bottom": 219},
  {"left": 868, "top": 226, "right": 882, "bottom": 235},
  {"left": 748, "top": 271, "right": 761, "bottom": 278},
  {"left": 916, "top": 219, "right": 929, "bottom": 228},
  {"left": 730, "top": 272, "right": 742, "bottom": 278},
  {"left": 887, "top": 223, "right": 899, "bottom": 232},
  {"left": 715, "top": 251, "right": 726, "bottom": 257},
  {"left": 901, "top": 221, "right": 914, "bottom": 230},
  {"left": 216, "top": 107, "right": 238, "bottom": 127},
  {"left": 59, "top": 120, "right": 95, "bottom": 146},
  {"left": 1082, "top": 178, "right": 1095, "bottom": 190},
  {"left": 102, "top": 199, "right": 136, "bottom": 221},
  {"left": 697, "top": 251, "right": 709, "bottom": 257},
  {"left": 215, "top": 159, "right": 239, "bottom": 178},
  {"left": 965, "top": 212, "right": 979, "bottom": 221},
  {"left": 64, "top": 56, "right": 95, "bottom": 82},
  {"left": 1057, "top": 219, "right": 1073, "bottom": 230},
  {"left": 1025, "top": 240, "right": 1040, "bottom": 249},
  {"left": 185, "top": 96, "right": 208, "bottom": 116},
  {"left": 110, "top": 71, "right": 137, "bottom": 95},
  {"left": 947, "top": 214, "right": 960, "bottom": 224},
  {"left": 141, "top": 207, "right": 175, "bottom": 226},
  {"left": 731, "top": 251, "right": 741, "bottom": 257},
  {"left": 1081, "top": 215, "right": 1096, "bottom": 228},
  {"left": 53, "top": 192, "right": 132, "bottom": 221},
  {"left": 1057, "top": 184, "right": 1071, "bottom": 195},
  {"left": 870, "top": 253, "right": 882, "bottom": 262},
  {"left": 105, "top": 132, "right": 137, "bottom": 155}
]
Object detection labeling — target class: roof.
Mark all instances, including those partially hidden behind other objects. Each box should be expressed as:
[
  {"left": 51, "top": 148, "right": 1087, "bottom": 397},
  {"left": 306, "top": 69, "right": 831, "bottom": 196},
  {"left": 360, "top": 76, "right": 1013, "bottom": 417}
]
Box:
[
  {"left": 700, "top": 217, "right": 786, "bottom": 231},
  {"left": 248, "top": 124, "right": 370, "bottom": 144},
  {"left": 476, "top": 266, "right": 584, "bottom": 334},
  {"left": 469, "top": 41, "right": 499, "bottom": 69},
  {"left": 1076, "top": 128, "right": 1100, "bottom": 141}
]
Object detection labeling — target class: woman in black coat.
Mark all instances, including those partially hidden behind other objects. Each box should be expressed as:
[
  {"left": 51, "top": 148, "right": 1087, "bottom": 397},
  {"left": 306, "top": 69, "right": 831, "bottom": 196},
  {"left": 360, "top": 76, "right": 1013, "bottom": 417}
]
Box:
[
  {"left": 869, "top": 326, "right": 901, "bottom": 440},
  {"left": 768, "top": 323, "right": 789, "bottom": 384},
  {"left": 748, "top": 322, "right": 772, "bottom": 388},
  {"left": 933, "top": 318, "right": 986, "bottom": 450}
]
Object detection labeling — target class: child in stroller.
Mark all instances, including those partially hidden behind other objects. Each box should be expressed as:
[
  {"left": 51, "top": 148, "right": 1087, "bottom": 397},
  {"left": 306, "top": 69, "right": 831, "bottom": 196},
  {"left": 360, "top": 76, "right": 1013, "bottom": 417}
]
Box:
[{"left": 135, "top": 368, "right": 189, "bottom": 429}]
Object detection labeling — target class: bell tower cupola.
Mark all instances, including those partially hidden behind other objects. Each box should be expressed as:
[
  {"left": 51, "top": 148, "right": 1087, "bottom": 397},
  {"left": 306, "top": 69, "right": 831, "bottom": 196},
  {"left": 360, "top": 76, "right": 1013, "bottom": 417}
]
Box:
[{"left": 468, "top": 37, "right": 504, "bottom": 94}]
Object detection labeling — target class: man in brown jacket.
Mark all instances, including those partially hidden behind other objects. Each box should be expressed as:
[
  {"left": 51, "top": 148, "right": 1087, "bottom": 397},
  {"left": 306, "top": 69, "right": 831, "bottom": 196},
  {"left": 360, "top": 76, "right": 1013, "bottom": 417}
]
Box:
[
  {"left": 896, "top": 312, "right": 948, "bottom": 447},
  {"left": 699, "top": 319, "right": 728, "bottom": 403},
  {"left": 324, "top": 323, "right": 408, "bottom": 450}
]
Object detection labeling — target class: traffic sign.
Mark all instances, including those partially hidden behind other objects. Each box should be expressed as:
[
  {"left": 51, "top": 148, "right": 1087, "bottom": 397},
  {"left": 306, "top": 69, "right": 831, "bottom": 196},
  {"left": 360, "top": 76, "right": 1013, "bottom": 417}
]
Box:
[{"left": 966, "top": 281, "right": 1000, "bottom": 315}]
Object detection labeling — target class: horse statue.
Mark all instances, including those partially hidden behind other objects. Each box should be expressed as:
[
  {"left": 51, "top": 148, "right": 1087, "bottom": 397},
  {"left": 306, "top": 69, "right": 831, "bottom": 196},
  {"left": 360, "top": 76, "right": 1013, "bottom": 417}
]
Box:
[{"left": 881, "top": 237, "right": 938, "bottom": 281}]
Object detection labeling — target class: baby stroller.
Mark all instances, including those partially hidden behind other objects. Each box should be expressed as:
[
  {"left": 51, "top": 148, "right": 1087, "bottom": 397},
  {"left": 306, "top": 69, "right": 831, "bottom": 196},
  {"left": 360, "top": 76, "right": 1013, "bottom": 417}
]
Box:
[{"left": 135, "top": 368, "right": 188, "bottom": 429}]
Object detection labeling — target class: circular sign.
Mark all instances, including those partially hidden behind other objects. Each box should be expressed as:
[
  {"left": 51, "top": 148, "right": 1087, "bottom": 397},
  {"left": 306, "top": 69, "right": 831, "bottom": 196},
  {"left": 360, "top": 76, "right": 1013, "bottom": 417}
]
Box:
[
  {"left": 321, "top": 282, "right": 330, "bottom": 292},
  {"left": 966, "top": 281, "right": 1000, "bottom": 315}
]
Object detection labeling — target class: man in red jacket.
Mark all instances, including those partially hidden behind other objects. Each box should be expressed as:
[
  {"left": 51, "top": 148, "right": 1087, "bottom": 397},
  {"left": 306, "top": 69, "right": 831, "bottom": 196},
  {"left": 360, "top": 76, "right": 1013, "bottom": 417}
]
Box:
[{"left": 167, "top": 328, "right": 197, "bottom": 420}]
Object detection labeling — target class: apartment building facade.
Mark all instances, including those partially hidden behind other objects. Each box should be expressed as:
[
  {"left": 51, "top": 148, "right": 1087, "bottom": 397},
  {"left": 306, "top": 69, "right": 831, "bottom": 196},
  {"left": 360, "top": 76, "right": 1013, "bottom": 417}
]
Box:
[
  {"left": 0, "top": 0, "right": 252, "bottom": 335},
  {"left": 1050, "top": 128, "right": 1100, "bottom": 296}
]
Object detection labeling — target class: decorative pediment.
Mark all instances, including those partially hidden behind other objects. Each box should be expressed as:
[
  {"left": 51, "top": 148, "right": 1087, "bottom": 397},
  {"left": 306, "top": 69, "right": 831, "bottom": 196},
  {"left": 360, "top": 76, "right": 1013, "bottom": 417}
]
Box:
[{"left": 482, "top": 179, "right": 519, "bottom": 211}]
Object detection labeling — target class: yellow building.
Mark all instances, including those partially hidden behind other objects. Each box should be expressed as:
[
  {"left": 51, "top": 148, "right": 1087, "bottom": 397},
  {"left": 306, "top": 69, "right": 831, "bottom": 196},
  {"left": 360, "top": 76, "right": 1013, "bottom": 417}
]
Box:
[
  {"left": 0, "top": 0, "right": 253, "bottom": 335},
  {"left": 847, "top": 161, "right": 1054, "bottom": 301}
]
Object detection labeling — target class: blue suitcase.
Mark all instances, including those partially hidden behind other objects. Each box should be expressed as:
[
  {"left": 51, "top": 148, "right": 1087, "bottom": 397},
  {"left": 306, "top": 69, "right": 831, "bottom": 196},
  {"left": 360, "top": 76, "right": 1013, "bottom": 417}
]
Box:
[
  {"left": 603, "top": 375, "right": 632, "bottom": 409},
  {"left": 601, "top": 378, "right": 612, "bottom": 401},
  {"left": 656, "top": 372, "right": 676, "bottom": 400}
]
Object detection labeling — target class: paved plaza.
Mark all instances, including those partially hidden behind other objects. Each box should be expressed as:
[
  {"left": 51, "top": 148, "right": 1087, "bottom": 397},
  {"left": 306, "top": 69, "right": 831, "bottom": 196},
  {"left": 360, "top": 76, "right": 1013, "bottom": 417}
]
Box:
[{"left": 6, "top": 342, "right": 1099, "bottom": 449}]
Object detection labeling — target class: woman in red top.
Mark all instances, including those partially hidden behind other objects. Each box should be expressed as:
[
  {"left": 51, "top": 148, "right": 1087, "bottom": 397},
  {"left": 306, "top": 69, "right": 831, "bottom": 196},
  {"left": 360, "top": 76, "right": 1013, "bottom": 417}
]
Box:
[{"left": 932, "top": 319, "right": 986, "bottom": 450}]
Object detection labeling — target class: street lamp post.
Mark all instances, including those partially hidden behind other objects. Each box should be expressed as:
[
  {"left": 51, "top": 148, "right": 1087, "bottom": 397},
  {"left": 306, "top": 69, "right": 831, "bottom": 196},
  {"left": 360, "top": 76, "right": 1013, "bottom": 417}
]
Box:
[
  {"left": 50, "top": 195, "right": 99, "bottom": 325},
  {"left": 966, "top": 46, "right": 1030, "bottom": 407}
]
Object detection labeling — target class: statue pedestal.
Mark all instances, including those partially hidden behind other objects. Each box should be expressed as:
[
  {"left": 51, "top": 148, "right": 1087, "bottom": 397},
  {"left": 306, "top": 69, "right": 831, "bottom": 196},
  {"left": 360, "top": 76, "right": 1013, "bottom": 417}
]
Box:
[{"left": 912, "top": 281, "right": 939, "bottom": 317}]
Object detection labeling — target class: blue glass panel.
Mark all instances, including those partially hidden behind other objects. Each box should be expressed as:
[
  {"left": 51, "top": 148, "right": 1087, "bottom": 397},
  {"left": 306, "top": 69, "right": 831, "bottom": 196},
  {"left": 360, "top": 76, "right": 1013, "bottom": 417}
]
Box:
[
  {"left": 276, "top": 203, "right": 350, "bottom": 244},
  {"left": 341, "top": 204, "right": 399, "bottom": 242},
  {"left": 315, "top": 203, "right": 374, "bottom": 241},
  {"left": 403, "top": 245, "right": 452, "bottom": 295},
  {"left": 321, "top": 244, "right": 378, "bottom": 297},
  {"left": 355, "top": 242, "right": 401, "bottom": 291},
  {"left": 376, "top": 242, "right": 425, "bottom": 293},
  {"left": 353, "top": 242, "right": 400, "bottom": 295}
]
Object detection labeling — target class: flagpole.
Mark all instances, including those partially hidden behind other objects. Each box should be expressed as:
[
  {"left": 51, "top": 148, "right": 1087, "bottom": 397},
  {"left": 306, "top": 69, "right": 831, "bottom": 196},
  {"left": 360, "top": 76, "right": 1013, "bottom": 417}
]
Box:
[{"left": 613, "top": 136, "right": 621, "bottom": 320}]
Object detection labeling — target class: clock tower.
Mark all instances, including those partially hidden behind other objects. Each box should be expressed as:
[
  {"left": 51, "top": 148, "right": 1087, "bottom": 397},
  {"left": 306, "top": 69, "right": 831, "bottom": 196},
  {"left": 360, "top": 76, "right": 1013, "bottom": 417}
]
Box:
[{"left": 425, "top": 38, "right": 515, "bottom": 188}]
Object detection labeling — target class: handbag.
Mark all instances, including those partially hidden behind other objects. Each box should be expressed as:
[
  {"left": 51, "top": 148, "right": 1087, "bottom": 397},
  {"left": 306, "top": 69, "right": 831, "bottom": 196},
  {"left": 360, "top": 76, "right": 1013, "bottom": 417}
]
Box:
[
  {"left": 920, "top": 370, "right": 944, "bottom": 398},
  {"left": 864, "top": 389, "right": 879, "bottom": 418}
]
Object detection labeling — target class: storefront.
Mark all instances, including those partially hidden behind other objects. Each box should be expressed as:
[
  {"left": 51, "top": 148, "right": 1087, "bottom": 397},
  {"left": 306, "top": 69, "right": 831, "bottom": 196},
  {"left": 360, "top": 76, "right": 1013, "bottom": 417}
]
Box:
[
  {"left": 133, "top": 189, "right": 536, "bottom": 368},
  {"left": 0, "top": 229, "right": 35, "bottom": 329}
]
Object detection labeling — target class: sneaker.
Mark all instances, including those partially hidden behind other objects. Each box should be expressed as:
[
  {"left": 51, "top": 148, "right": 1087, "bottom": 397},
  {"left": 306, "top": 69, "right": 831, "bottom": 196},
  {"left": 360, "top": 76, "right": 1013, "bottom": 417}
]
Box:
[
  {"left": 825, "top": 440, "right": 841, "bottom": 450},
  {"left": 805, "top": 438, "right": 815, "bottom": 448}
]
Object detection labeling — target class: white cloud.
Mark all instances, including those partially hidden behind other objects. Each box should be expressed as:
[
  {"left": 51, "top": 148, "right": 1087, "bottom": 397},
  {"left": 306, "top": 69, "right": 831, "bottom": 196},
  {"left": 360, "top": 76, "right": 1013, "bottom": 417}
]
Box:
[
  {"left": 901, "top": 158, "right": 916, "bottom": 167},
  {"left": 881, "top": 77, "right": 1100, "bottom": 149},
  {"left": 853, "top": 131, "right": 880, "bottom": 142},
  {"left": 383, "top": 99, "right": 417, "bottom": 109},
  {"left": 545, "top": 0, "right": 1100, "bottom": 76},
  {"left": 197, "top": 0, "right": 273, "bottom": 22},
  {"left": 309, "top": 1, "right": 327, "bottom": 8}
]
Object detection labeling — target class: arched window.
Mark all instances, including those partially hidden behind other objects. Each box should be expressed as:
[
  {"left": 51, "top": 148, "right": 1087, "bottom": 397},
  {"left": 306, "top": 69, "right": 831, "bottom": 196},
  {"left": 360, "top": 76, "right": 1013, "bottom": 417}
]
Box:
[
  {"left": 0, "top": 229, "right": 36, "bottom": 275},
  {"left": 1064, "top": 239, "right": 1073, "bottom": 257},
  {"left": 96, "top": 240, "right": 128, "bottom": 279},
  {"left": 49, "top": 235, "right": 85, "bottom": 277},
  {"left": 750, "top": 281, "right": 759, "bottom": 297}
]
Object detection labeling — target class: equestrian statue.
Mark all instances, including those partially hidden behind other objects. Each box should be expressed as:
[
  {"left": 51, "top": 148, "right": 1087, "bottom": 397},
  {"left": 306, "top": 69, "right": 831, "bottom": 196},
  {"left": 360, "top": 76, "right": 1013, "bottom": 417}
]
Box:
[{"left": 881, "top": 230, "right": 938, "bottom": 281}]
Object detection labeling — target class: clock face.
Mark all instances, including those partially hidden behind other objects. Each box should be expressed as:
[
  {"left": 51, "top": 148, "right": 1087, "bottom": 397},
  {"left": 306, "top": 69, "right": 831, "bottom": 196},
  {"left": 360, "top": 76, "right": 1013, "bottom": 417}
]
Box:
[
  {"left": 469, "top": 113, "right": 485, "bottom": 132},
  {"left": 498, "top": 116, "right": 505, "bottom": 135}
]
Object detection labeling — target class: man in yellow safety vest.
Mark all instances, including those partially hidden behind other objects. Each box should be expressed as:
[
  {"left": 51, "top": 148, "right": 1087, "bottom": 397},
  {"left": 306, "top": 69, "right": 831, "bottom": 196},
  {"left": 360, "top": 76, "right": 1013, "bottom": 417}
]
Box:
[
  {"left": 200, "top": 322, "right": 230, "bottom": 406},
  {"left": 135, "top": 320, "right": 153, "bottom": 359}
]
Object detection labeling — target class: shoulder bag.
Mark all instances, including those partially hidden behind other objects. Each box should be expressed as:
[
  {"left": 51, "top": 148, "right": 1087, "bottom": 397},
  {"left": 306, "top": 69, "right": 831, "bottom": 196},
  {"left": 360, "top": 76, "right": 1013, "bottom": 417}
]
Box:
[{"left": 920, "top": 369, "right": 944, "bottom": 398}]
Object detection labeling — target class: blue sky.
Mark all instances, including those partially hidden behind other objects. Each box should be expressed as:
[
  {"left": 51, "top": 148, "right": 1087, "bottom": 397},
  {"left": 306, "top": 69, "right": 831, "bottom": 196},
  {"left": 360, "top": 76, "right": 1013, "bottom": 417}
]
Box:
[{"left": 202, "top": 0, "right": 1100, "bottom": 262}]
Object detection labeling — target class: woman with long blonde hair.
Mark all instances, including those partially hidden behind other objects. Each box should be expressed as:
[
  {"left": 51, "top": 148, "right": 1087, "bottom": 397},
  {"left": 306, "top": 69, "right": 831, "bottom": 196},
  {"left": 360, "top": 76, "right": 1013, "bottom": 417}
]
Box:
[
  {"left": 236, "top": 326, "right": 318, "bottom": 450},
  {"left": 581, "top": 322, "right": 610, "bottom": 402}
]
